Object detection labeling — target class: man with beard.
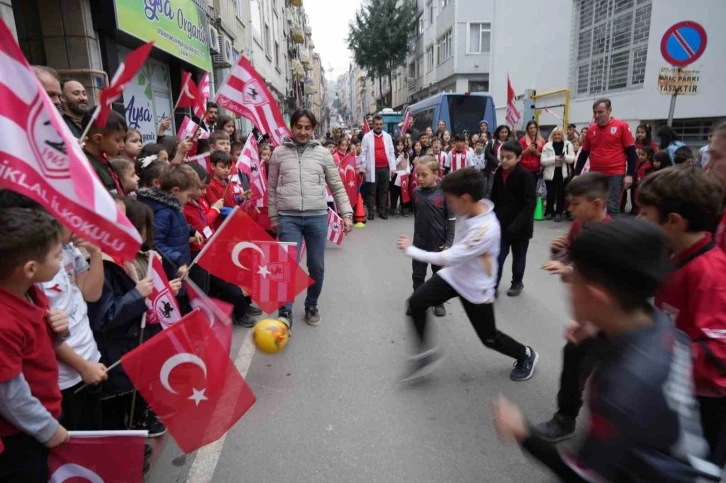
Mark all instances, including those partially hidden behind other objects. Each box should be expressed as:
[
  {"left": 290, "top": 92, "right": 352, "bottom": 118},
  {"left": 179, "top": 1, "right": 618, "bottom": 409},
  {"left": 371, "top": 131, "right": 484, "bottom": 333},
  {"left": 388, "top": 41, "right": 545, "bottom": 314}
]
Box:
[
  {"left": 61, "top": 80, "right": 89, "bottom": 138},
  {"left": 201, "top": 102, "right": 219, "bottom": 132}
]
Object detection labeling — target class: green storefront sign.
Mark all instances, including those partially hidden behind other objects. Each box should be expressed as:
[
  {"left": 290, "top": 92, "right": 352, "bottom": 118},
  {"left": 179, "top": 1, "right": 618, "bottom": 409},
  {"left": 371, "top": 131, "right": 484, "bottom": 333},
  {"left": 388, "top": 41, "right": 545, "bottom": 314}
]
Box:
[{"left": 114, "top": 0, "right": 213, "bottom": 72}]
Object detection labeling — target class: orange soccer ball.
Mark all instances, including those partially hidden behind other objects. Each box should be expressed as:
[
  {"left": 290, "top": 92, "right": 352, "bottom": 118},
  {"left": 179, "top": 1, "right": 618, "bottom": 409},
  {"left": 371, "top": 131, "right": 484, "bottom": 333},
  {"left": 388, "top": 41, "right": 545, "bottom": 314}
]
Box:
[{"left": 252, "top": 318, "right": 290, "bottom": 354}]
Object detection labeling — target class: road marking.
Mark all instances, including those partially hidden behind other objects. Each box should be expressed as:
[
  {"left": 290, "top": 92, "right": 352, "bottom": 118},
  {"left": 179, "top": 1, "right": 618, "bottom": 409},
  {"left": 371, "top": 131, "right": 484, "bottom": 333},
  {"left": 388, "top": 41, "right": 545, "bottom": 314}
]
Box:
[{"left": 186, "top": 333, "right": 256, "bottom": 483}]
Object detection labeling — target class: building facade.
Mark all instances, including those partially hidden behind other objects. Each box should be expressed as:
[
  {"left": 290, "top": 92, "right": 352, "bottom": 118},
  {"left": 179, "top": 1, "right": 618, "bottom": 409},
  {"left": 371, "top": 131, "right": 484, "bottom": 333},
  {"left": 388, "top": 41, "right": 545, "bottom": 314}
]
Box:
[{"left": 489, "top": 0, "right": 725, "bottom": 145}]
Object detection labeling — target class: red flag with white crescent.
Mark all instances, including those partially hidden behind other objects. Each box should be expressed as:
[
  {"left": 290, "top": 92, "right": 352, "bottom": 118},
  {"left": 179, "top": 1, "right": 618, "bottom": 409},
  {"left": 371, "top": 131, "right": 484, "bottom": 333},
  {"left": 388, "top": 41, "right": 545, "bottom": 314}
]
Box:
[
  {"left": 337, "top": 152, "right": 358, "bottom": 207},
  {"left": 185, "top": 278, "right": 233, "bottom": 356},
  {"left": 214, "top": 57, "right": 291, "bottom": 146},
  {"left": 97, "top": 42, "right": 153, "bottom": 128},
  {"left": 121, "top": 309, "right": 256, "bottom": 454},
  {"left": 177, "top": 71, "right": 206, "bottom": 119},
  {"left": 195, "top": 208, "right": 313, "bottom": 313},
  {"left": 48, "top": 432, "right": 146, "bottom": 483},
  {"left": 0, "top": 19, "right": 142, "bottom": 260},
  {"left": 399, "top": 173, "right": 411, "bottom": 203}
]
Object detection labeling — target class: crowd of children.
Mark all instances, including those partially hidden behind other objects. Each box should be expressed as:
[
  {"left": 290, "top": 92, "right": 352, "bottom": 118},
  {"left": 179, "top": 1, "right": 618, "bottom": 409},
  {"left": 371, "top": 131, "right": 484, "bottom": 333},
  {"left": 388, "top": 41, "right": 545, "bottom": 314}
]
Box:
[{"left": 0, "top": 102, "right": 278, "bottom": 481}]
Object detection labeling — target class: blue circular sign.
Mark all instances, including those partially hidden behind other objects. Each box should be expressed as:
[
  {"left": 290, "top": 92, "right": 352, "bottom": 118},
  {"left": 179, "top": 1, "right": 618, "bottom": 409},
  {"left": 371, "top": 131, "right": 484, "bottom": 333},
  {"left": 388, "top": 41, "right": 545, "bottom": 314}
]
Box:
[{"left": 661, "top": 21, "right": 707, "bottom": 67}]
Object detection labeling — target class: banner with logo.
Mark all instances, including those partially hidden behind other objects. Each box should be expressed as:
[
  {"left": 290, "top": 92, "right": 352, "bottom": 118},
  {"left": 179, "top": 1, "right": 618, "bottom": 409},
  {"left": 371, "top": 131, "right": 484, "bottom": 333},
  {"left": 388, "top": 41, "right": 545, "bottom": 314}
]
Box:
[{"left": 114, "top": 0, "right": 213, "bottom": 72}]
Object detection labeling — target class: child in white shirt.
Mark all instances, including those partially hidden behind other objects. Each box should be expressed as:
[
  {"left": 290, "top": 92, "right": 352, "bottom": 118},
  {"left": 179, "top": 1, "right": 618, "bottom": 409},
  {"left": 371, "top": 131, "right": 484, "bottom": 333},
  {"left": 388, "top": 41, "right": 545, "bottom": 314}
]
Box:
[{"left": 396, "top": 167, "right": 538, "bottom": 383}]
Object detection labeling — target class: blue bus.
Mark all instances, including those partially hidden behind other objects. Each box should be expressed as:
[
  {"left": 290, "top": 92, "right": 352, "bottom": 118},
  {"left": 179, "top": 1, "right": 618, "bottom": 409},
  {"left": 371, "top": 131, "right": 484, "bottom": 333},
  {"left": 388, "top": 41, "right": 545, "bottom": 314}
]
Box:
[
  {"left": 403, "top": 93, "right": 497, "bottom": 138},
  {"left": 377, "top": 108, "right": 403, "bottom": 137}
]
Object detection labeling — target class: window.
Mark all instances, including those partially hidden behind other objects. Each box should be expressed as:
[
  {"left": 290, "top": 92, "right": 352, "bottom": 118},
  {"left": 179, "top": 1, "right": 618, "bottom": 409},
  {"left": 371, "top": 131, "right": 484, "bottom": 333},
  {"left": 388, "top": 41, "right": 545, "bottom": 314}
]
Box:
[
  {"left": 234, "top": 0, "right": 243, "bottom": 21},
  {"left": 448, "top": 95, "right": 488, "bottom": 135},
  {"left": 411, "top": 107, "right": 436, "bottom": 133},
  {"left": 437, "top": 28, "right": 452, "bottom": 65},
  {"left": 250, "top": 0, "right": 262, "bottom": 43},
  {"left": 275, "top": 41, "right": 280, "bottom": 69},
  {"left": 468, "top": 23, "right": 491, "bottom": 54},
  {"left": 426, "top": 45, "right": 434, "bottom": 72},
  {"left": 416, "top": 55, "right": 422, "bottom": 78},
  {"left": 441, "top": 0, "right": 449, "bottom": 8},
  {"left": 427, "top": 1, "right": 434, "bottom": 25},
  {"left": 469, "top": 80, "right": 488, "bottom": 92},
  {"left": 264, "top": 24, "right": 271, "bottom": 58},
  {"left": 418, "top": 15, "right": 424, "bottom": 36},
  {"left": 574, "top": 0, "right": 652, "bottom": 95},
  {"left": 409, "top": 62, "right": 415, "bottom": 79}
]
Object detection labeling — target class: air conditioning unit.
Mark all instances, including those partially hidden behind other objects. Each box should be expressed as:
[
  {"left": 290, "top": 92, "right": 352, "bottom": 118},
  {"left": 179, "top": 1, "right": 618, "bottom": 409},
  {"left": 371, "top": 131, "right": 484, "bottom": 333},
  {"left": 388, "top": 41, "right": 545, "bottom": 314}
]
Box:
[
  {"left": 213, "top": 35, "right": 233, "bottom": 67},
  {"left": 208, "top": 25, "right": 220, "bottom": 53}
]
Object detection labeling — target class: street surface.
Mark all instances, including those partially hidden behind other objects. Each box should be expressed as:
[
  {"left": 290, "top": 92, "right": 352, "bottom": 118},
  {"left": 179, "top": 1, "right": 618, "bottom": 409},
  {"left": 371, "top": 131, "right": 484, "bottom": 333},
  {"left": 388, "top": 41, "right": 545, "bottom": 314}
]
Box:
[{"left": 148, "top": 215, "right": 576, "bottom": 483}]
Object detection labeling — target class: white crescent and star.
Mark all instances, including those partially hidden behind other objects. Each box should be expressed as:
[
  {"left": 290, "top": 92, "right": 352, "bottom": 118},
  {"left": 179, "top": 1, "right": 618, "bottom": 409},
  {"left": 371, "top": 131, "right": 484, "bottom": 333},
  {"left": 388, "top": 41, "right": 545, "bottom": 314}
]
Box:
[
  {"left": 49, "top": 463, "right": 104, "bottom": 483},
  {"left": 231, "top": 242, "right": 265, "bottom": 270},
  {"left": 159, "top": 353, "right": 209, "bottom": 406}
]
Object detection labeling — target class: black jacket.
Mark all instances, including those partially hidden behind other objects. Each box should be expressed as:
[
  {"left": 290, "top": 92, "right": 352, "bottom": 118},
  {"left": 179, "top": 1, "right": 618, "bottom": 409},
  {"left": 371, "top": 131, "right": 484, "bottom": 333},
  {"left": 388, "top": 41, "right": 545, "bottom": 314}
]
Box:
[
  {"left": 412, "top": 185, "right": 455, "bottom": 250},
  {"left": 490, "top": 163, "right": 536, "bottom": 240},
  {"left": 484, "top": 139, "right": 506, "bottom": 172},
  {"left": 87, "top": 259, "right": 150, "bottom": 397}
]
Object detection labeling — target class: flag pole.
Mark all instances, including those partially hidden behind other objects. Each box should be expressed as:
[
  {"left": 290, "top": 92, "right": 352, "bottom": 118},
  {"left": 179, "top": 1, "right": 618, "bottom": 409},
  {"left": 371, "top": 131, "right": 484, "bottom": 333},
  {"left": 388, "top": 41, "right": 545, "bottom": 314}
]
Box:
[
  {"left": 73, "top": 358, "right": 122, "bottom": 394},
  {"left": 128, "top": 254, "right": 152, "bottom": 429},
  {"left": 76, "top": 108, "right": 100, "bottom": 144}
]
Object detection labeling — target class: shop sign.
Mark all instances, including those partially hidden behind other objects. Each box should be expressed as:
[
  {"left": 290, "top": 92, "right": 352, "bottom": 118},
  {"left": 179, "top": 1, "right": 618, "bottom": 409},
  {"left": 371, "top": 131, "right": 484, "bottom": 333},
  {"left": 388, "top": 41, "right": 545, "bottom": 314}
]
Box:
[{"left": 114, "top": 0, "right": 213, "bottom": 71}]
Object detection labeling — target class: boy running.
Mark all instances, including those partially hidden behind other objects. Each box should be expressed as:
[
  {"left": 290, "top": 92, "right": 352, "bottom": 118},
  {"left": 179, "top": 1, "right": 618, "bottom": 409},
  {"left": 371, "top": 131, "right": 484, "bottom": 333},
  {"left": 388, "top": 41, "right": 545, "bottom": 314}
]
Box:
[{"left": 396, "top": 167, "right": 538, "bottom": 382}]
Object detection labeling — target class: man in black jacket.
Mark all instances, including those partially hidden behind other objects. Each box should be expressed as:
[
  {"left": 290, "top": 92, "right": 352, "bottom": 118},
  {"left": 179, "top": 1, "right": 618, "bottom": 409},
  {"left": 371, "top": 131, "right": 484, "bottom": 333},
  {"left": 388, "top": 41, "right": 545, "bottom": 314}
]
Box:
[{"left": 491, "top": 141, "right": 536, "bottom": 297}]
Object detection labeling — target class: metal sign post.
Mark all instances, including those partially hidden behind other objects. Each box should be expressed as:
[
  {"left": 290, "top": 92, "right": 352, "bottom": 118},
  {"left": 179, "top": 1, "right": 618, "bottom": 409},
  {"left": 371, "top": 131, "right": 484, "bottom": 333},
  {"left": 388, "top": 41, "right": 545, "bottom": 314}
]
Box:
[{"left": 660, "top": 21, "right": 707, "bottom": 126}]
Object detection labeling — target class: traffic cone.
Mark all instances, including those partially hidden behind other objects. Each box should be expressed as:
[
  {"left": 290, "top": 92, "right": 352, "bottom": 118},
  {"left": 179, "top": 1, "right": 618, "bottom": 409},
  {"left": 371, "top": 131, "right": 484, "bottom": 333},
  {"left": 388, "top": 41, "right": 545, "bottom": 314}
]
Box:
[
  {"left": 354, "top": 193, "right": 366, "bottom": 227},
  {"left": 534, "top": 197, "right": 544, "bottom": 221}
]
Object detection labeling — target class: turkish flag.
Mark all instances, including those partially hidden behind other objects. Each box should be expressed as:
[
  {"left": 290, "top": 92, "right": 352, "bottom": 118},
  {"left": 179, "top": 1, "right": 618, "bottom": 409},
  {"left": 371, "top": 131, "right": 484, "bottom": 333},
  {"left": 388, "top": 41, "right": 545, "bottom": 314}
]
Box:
[
  {"left": 177, "top": 71, "right": 206, "bottom": 119},
  {"left": 362, "top": 119, "right": 370, "bottom": 134},
  {"left": 337, "top": 152, "right": 358, "bottom": 208},
  {"left": 97, "top": 42, "right": 153, "bottom": 128},
  {"left": 399, "top": 173, "right": 411, "bottom": 203},
  {"left": 146, "top": 252, "right": 181, "bottom": 329},
  {"left": 48, "top": 432, "right": 146, "bottom": 483},
  {"left": 409, "top": 172, "right": 419, "bottom": 200},
  {"left": 195, "top": 208, "right": 313, "bottom": 313},
  {"left": 186, "top": 277, "right": 233, "bottom": 355},
  {"left": 121, "top": 309, "right": 256, "bottom": 454}
]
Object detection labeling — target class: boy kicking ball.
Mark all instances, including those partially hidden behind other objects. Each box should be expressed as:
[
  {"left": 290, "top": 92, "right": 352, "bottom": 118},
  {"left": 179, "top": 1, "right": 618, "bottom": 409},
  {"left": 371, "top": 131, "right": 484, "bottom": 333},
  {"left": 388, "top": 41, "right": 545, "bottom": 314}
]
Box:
[{"left": 396, "top": 167, "right": 538, "bottom": 383}]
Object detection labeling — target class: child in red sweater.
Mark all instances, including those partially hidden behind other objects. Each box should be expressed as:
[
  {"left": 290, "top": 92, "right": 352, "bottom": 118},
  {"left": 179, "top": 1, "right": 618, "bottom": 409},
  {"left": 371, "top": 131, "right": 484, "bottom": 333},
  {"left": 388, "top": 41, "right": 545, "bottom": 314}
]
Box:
[
  {"left": 184, "top": 163, "right": 258, "bottom": 327},
  {"left": 204, "top": 152, "right": 250, "bottom": 228},
  {"left": 0, "top": 208, "right": 70, "bottom": 482},
  {"left": 639, "top": 166, "right": 726, "bottom": 467}
]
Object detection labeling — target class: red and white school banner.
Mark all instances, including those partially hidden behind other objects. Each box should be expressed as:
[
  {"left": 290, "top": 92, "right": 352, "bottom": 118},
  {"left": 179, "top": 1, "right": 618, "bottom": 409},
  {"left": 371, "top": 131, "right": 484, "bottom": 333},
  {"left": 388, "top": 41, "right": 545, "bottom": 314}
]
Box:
[
  {"left": 177, "top": 116, "right": 209, "bottom": 140},
  {"left": 146, "top": 253, "right": 181, "bottom": 329},
  {"left": 215, "top": 56, "right": 291, "bottom": 146},
  {"left": 506, "top": 74, "right": 522, "bottom": 127},
  {"left": 327, "top": 208, "right": 344, "bottom": 245},
  {"left": 48, "top": 431, "right": 146, "bottom": 483},
  {"left": 199, "top": 72, "right": 211, "bottom": 101},
  {"left": 0, "top": 19, "right": 141, "bottom": 261}
]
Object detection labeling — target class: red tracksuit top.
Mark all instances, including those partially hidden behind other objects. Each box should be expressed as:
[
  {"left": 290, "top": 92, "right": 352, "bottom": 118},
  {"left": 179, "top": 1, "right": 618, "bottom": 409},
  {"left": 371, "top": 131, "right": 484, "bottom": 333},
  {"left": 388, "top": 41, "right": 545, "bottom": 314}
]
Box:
[
  {"left": 184, "top": 198, "right": 220, "bottom": 251},
  {"left": 655, "top": 233, "right": 726, "bottom": 398}
]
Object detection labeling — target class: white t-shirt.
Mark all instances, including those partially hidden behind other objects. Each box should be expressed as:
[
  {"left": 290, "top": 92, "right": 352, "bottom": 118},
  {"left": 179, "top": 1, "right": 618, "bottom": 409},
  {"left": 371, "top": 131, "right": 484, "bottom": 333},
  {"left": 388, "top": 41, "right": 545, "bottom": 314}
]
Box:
[
  {"left": 406, "top": 200, "right": 499, "bottom": 304},
  {"left": 41, "top": 244, "right": 101, "bottom": 390}
]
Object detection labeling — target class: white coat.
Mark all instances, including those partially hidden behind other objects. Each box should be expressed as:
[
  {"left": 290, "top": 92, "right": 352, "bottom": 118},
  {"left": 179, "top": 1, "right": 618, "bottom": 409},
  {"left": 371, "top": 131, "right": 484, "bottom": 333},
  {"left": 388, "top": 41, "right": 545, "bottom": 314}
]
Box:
[
  {"left": 541, "top": 140, "right": 576, "bottom": 181},
  {"left": 360, "top": 130, "right": 396, "bottom": 183}
]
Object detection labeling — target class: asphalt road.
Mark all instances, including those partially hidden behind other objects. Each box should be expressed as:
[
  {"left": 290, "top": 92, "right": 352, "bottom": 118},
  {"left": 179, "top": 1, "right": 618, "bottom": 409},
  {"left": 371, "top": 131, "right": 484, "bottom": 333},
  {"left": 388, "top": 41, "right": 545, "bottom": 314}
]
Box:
[{"left": 148, "top": 215, "right": 577, "bottom": 483}]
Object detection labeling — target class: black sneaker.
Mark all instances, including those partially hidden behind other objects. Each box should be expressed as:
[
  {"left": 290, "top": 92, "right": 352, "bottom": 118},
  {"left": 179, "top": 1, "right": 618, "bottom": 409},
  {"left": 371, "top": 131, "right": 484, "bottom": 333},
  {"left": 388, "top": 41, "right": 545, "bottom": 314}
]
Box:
[
  {"left": 401, "top": 347, "right": 445, "bottom": 383},
  {"left": 510, "top": 347, "right": 538, "bottom": 381},
  {"left": 401, "top": 209, "right": 409, "bottom": 217},
  {"left": 304, "top": 307, "right": 321, "bottom": 327},
  {"left": 554, "top": 214, "right": 562, "bottom": 222},
  {"left": 247, "top": 305, "right": 263, "bottom": 316},
  {"left": 234, "top": 313, "right": 257, "bottom": 328},
  {"left": 379, "top": 212, "right": 389, "bottom": 220},
  {"left": 278, "top": 308, "right": 293, "bottom": 329},
  {"left": 145, "top": 409, "right": 167, "bottom": 438},
  {"left": 433, "top": 304, "right": 446, "bottom": 317},
  {"left": 544, "top": 214, "right": 553, "bottom": 221},
  {"left": 367, "top": 211, "right": 374, "bottom": 221},
  {"left": 507, "top": 282, "right": 524, "bottom": 297},
  {"left": 532, "top": 413, "right": 576, "bottom": 443}
]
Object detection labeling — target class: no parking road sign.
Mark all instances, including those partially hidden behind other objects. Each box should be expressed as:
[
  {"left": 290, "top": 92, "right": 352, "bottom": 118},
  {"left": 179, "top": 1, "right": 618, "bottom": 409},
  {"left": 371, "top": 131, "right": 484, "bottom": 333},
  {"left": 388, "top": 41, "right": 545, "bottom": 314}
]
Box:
[{"left": 660, "top": 21, "right": 707, "bottom": 67}]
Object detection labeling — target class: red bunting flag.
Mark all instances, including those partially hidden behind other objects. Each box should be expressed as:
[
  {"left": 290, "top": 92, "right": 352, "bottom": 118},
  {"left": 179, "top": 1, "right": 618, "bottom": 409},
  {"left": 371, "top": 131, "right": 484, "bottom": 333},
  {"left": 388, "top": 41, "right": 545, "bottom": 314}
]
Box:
[
  {"left": 199, "top": 72, "right": 211, "bottom": 101},
  {"left": 401, "top": 111, "right": 412, "bottom": 136},
  {"left": 327, "top": 208, "right": 344, "bottom": 245},
  {"left": 194, "top": 208, "right": 313, "bottom": 313},
  {"left": 48, "top": 431, "right": 146, "bottom": 483},
  {"left": 337, "top": 152, "right": 358, "bottom": 209},
  {"left": 186, "top": 278, "right": 233, "bottom": 356},
  {"left": 506, "top": 74, "right": 521, "bottom": 127},
  {"left": 0, "top": 20, "right": 141, "bottom": 260},
  {"left": 97, "top": 42, "right": 153, "bottom": 128},
  {"left": 215, "top": 56, "right": 291, "bottom": 146},
  {"left": 121, "top": 309, "right": 256, "bottom": 454},
  {"left": 176, "top": 71, "right": 206, "bottom": 119},
  {"left": 146, "top": 253, "right": 181, "bottom": 329}
]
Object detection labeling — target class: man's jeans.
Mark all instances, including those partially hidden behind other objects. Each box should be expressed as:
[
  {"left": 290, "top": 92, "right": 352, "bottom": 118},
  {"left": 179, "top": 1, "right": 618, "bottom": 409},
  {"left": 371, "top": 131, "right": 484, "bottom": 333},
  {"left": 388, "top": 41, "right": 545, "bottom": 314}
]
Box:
[
  {"left": 606, "top": 174, "right": 624, "bottom": 215},
  {"left": 277, "top": 214, "right": 328, "bottom": 312}
]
